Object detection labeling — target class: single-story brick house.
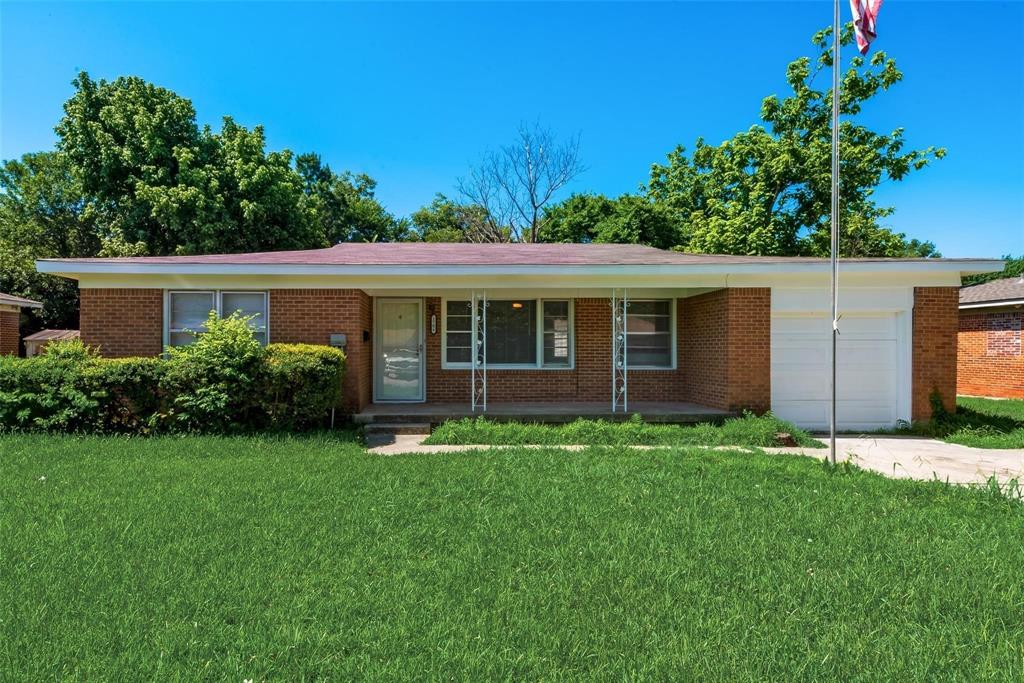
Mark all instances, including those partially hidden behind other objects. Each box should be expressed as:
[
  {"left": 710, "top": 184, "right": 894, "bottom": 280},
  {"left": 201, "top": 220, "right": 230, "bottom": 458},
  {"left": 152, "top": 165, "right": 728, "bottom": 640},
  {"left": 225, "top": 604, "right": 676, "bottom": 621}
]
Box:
[
  {"left": 0, "top": 292, "right": 42, "bottom": 356},
  {"left": 37, "top": 244, "right": 1000, "bottom": 429},
  {"left": 958, "top": 276, "right": 1024, "bottom": 399}
]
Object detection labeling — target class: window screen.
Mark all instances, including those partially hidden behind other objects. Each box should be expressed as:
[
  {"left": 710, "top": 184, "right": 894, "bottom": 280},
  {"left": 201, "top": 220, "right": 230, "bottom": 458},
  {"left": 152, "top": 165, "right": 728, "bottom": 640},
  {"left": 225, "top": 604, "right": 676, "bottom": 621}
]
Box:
[
  {"left": 626, "top": 300, "right": 672, "bottom": 367},
  {"left": 445, "top": 299, "right": 568, "bottom": 367},
  {"left": 543, "top": 300, "right": 571, "bottom": 366},
  {"left": 485, "top": 300, "right": 536, "bottom": 365},
  {"left": 222, "top": 292, "right": 268, "bottom": 345},
  {"left": 168, "top": 292, "right": 215, "bottom": 347},
  {"left": 445, "top": 300, "right": 473, "bottom": 364}
]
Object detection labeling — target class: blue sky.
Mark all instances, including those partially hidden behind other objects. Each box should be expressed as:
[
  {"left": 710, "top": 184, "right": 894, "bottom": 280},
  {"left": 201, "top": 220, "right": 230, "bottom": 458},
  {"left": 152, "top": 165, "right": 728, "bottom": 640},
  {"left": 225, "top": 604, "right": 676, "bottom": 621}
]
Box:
[{"left": 2, "top": 1, "right": 1021, "bottom": 258}]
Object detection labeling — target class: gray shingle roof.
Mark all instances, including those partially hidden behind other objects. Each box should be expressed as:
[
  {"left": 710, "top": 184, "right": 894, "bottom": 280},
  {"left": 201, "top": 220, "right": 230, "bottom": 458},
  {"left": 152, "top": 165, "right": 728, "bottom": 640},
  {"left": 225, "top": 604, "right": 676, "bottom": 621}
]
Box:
[{"left": 960, "top": 277, "right": 1024, "bottom": 306}]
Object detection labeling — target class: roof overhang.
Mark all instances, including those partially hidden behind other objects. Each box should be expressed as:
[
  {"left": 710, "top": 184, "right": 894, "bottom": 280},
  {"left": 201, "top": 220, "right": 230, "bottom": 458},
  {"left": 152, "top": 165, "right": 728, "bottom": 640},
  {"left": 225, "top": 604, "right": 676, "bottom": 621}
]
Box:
[
  {"left": 0, "top": 297, "right": 42, "bottom": 309},
  {"left": 35, "top": 258, "right": 1005, "bottom": 279}
]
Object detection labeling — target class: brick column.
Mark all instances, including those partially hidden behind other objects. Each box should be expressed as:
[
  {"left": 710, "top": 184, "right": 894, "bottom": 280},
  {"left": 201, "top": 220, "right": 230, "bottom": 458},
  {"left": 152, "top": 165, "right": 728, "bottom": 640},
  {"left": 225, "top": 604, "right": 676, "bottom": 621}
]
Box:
[
  {"left": 80, "top": 289, "right": 164, "bottom": 357},
  {"left": 725, "top": 288, "right": 771, "bottom": 413},
  {"left": 913, "top": 287, "right": 959, "bottom": 420},
  {"left": 0, "top": 309, "right": 20, "bottom": 356},
  {"left": 682, "top": 288, "right": 771, "bottom": 413}
]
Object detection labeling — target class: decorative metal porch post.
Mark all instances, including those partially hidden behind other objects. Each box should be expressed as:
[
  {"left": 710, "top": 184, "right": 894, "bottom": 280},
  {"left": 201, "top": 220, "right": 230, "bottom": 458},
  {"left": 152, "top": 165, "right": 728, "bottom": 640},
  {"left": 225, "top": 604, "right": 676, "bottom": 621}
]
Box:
[
  {"left": 611, "top": 288, "right": 628, "bottom": 413},
  {"left": 471, "top": 290, "right": 487, "bottom": 412}
]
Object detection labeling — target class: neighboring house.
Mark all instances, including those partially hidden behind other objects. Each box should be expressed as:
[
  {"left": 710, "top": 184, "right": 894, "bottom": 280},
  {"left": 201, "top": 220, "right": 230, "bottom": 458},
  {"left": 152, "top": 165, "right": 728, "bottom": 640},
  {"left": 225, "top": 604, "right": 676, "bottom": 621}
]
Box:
[
  {"left": 958, "top": 276, "right": 1024, "bottom": 399},
  {"left": 36, "top": 244, "right": 1000, "bottom": 430},
  {"left": 0, "top": 292, "right": 42, "bottom": 356},
  {"left": 23, "top": 329, "right": 81, "bottom": 357}
]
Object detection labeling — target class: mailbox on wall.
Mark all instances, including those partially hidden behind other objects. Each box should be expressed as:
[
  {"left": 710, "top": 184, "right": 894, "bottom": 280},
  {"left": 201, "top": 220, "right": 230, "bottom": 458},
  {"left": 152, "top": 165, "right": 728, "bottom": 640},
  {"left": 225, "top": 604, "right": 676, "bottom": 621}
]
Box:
[{"left": 329, "top": 333, "right": 347, "bottom": 349}]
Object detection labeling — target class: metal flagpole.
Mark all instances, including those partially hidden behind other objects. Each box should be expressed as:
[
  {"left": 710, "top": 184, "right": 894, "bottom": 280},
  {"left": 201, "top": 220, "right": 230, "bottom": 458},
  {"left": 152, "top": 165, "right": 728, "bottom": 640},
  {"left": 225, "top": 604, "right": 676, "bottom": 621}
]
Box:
[{"left": 829, "top": 0, "right": 841, "bottom": 465}]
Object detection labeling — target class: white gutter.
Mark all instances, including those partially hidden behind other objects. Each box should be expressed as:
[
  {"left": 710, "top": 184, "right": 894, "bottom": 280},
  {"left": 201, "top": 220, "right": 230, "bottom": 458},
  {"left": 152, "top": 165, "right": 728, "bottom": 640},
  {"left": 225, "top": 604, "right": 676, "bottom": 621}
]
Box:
[
  {"left": 959, "top": 299, "right": 1024, "bottom": 310},
  {"left": 35, "top": 259, "right": 1004, "bottom": 278}
]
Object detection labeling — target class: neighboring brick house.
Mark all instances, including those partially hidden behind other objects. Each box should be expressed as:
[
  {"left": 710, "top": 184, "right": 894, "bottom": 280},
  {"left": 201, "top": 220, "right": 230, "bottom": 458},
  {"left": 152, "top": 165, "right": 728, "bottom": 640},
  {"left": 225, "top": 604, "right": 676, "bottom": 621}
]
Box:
[
  {"left": 37, "top": 244, "right": 1000, "bottom": 428},
  {"left": 0, "top": 292, "right": 42, "bottom": 356},
  {"left": 958, "top": 277, "right": 1024, "bottom": 399}
]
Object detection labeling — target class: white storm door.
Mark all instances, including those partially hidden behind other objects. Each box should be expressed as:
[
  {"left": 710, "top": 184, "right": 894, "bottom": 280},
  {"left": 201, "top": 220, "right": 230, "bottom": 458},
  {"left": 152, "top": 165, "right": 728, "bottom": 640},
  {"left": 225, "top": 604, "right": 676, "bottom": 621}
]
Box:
[{"left": 375, "top": 299, "right": 424, "bottom": 402}]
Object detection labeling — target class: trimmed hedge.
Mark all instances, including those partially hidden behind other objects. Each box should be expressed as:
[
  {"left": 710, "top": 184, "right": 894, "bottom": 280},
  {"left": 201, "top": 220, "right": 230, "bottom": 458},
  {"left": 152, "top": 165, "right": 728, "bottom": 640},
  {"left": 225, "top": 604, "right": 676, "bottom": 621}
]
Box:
[
  {"left": 264, "top": 344, "right": 346, "bottom": 431},
  {"left": 0, "top": 317, "right": 346, "bottom": 434}
]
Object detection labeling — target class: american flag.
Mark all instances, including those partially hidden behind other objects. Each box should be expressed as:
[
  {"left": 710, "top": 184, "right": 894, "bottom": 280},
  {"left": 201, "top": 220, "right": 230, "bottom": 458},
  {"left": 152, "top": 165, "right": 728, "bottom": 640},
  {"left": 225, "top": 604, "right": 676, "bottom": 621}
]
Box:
[{"left": 849, "top": 0, "right": 883, "bottom": 54}]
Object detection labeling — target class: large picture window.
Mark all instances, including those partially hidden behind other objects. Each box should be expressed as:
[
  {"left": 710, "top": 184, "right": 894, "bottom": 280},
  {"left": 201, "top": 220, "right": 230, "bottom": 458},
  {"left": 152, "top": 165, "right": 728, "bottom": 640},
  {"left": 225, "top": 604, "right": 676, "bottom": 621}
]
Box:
[
  {"left": 166, "top": 290, "right": 268, "bottom": 347},
  {"left": 626, "top": 300, "right": 674, "bottom": 368},
  {"left": 444, "top": 299, "right": 572, "bottom": 368}
]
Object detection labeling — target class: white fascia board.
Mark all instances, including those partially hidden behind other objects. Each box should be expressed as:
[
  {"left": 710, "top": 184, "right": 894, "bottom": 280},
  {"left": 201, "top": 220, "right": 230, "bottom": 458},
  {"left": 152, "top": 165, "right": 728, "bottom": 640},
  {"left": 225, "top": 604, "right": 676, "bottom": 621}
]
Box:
[
  {"left": 35, "top": 258, "right": 1004, "bottom": 279},
  {"left": 959, "top": 299, "right": 1024, "bottom": 310}
]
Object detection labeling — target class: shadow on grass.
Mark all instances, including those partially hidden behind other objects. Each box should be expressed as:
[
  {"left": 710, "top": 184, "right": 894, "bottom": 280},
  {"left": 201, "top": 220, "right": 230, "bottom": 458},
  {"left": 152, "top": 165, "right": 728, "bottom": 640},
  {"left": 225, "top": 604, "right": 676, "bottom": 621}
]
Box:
[{"left": 888, "top": 397, "right": 1024, "bottom": 449}]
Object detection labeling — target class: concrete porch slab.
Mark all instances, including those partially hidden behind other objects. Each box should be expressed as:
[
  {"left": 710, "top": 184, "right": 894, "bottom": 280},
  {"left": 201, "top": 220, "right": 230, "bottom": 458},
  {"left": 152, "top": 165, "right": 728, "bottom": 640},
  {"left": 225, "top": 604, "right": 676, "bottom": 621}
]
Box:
[{"left": 353, "top": 400, "right": 735, "bottom": 425}]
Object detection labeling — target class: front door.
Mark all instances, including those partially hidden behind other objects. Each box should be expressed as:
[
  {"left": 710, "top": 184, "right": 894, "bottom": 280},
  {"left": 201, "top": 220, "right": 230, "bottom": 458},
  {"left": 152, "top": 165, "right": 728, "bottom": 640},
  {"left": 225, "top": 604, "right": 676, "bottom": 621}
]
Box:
[{"left": 375, "top": 298, "right": 425, "bottom": 402}]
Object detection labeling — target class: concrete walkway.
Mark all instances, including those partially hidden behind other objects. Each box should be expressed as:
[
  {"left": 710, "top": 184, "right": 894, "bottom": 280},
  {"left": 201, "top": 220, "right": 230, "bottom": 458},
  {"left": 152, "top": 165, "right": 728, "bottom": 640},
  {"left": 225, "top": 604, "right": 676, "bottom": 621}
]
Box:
[{"left": 367, "top": 434, "right": 1024, "bottom": 487}]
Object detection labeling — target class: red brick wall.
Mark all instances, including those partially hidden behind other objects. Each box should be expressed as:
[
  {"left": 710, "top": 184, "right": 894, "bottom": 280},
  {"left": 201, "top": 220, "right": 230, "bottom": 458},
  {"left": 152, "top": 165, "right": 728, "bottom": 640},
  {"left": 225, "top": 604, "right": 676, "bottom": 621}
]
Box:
[
  {"left": 421, "top": 291, "right": 770, "bottom": 410},
  {"left": 80, "top": 289, "right": 164, "bottom": 357},
  {"left": 0, "top": 309, "right": 20, "bottom": 356},
  {"left": 958, "top": 309, "right": 1024, "bottom": 399},
  {"left": 77, "top": 287, "right": 774, "bottom": 414},
  {"left": 423, "top": 297, "right": 688, "bottom": 404},
  {"left": 269, "top": 289, "right": 373, "bottom": 412},
  {"left": 681, "top": 288, "right": 771, "bottom": 412},
  {"left": 912, "top": 287, "right": 959, "bottom": 420},
  {"left": 725, "top": 288, "right": 772, "bottom": 412},
  {"left": 681, "top": 291, "right": 729, "bottom": 409}
]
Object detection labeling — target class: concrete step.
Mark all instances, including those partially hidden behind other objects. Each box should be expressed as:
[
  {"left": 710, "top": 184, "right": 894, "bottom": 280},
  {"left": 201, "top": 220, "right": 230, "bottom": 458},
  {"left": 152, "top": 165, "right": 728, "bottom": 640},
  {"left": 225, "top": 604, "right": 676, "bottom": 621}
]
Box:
[{"left": 362, "top": 422, "right": 432, "bottom": 436}]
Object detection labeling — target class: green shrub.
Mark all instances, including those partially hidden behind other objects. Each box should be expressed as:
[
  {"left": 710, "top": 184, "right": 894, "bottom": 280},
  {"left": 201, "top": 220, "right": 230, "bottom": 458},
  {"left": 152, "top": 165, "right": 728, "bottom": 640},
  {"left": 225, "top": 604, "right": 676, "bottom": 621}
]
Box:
[
  {"left": 0, "top": 320, "right": 347, "bottom": 435},
  {"left": 85, "top": 357, "right": 166, "bottom": 433},
  {"left": 0, "top": 340, "right": 103, "bottom": 432},
  {"left": 263, "top": 343, "right": 346, "bottom": 430},
  {"left": 161, "top": 312, "right": 266, "bottom": 432}
]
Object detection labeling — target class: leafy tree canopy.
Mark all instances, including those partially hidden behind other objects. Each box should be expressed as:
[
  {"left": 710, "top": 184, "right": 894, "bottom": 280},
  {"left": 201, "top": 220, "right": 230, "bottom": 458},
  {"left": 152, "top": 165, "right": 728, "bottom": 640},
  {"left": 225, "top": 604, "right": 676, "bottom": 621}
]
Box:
[
  {"left": 538, "top": 193, "right": 679, "bottom": 250},
  {"left": 2, "top": 72, "right": 405, "bottom": 327},
  {"left": 409, "top": 194, "right": 502, "bottom": 243},
  {"left": 0, "top": 152, "right": 97, "bottom": 329},
  {"left": 647, "top": 24, "right": 943, "bottom": 257},
  {"left": 297, "top": 154, "right": 410, "bottom": 244},
  {"left": 962, "top": 255, "right": 1024, "bottom": 286}
]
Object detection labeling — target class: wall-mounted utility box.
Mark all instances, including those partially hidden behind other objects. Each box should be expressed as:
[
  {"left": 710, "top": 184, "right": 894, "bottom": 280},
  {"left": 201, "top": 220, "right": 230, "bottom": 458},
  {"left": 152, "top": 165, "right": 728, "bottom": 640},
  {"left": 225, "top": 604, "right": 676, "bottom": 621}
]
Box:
[{"left": 329, "top": 333, "right": 347, "bottom": 349}]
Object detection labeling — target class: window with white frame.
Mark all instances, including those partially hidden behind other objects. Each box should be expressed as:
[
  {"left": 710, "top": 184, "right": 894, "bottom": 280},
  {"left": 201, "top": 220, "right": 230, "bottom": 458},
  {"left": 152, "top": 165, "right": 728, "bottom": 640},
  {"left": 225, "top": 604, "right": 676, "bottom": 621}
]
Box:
[
  {"left": 166, "top": 291, "right": 268, "bottom": 347},
  {"left": 443, "top": 299, "right": 572, "bottom": 368},
  {"left": 626, "top": 300, "right": 674, "bottom": 368}
]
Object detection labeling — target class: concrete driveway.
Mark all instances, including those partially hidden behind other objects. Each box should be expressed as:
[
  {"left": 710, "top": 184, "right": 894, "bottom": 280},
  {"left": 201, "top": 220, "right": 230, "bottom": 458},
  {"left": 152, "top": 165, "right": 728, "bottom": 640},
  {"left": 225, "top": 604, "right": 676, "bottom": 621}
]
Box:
[{"left": 767, "top": 437, "right": 1024, "bottom": 486}]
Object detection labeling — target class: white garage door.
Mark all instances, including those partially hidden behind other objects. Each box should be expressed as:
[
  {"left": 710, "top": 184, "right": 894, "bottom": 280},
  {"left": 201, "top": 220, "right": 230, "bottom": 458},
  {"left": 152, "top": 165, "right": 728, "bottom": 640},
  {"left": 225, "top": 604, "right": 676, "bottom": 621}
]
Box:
[{"left": 771, "top": 313, "right": 904, "bottom": 431}]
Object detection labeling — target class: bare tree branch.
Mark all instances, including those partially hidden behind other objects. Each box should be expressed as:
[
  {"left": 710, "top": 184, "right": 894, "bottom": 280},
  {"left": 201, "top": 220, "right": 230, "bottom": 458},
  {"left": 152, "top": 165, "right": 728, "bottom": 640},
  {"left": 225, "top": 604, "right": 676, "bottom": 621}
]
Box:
[{"left": 458, "top": 122, "right": 584, "bottom": 242}]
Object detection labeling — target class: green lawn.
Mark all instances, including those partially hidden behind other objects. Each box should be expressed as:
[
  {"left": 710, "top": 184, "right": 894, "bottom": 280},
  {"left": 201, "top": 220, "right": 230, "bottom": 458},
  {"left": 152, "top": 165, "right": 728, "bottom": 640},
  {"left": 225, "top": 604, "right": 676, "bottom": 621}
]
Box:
[
  {"left": 2, "top": 434, "right": 1023, "bottom": 680},
  {"left": 895, "top": 397, "right": 1024, "bottom": 448},
  {"left": 425, "top": 412, "right": 822, "bottom": 448}
]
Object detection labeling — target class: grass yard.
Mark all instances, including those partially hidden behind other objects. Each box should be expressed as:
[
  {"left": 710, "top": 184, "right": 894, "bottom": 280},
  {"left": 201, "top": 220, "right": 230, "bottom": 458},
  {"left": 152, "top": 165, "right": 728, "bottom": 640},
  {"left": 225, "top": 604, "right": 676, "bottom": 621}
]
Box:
[
  {"left": 894, "top": 397, "right": 1024, "bottom": 449},
  {"left": 3, "top": 434, "right": 1023, "bottom": 680},
  {"left": 425, "top": 412, "right": 822, "bottom": 448}
]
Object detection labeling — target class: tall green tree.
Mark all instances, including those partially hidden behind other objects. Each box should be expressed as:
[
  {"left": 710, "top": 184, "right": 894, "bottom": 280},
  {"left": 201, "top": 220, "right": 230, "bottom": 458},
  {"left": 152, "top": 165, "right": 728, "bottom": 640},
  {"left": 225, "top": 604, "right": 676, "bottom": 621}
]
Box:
[
  {"left": 409, "top": 194, "right": 498, "bottom": 242},
  {"left": 0, "top": 151, "right": 98, "bottom": 329},
  {"left": 648, "top": 25, "right": 943, "bottom": 257},
  {"left": 56, "top": 72, "right": 200, "bottom": 255},
  {"left": 539, "top": 193, "right": 679, "bottom": 249},
  {"left": 296, "top": 154, "right": 409, "bottom": 243},
  {"left": 139, "top": 118, "right": 322, "bottom": 253}
]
